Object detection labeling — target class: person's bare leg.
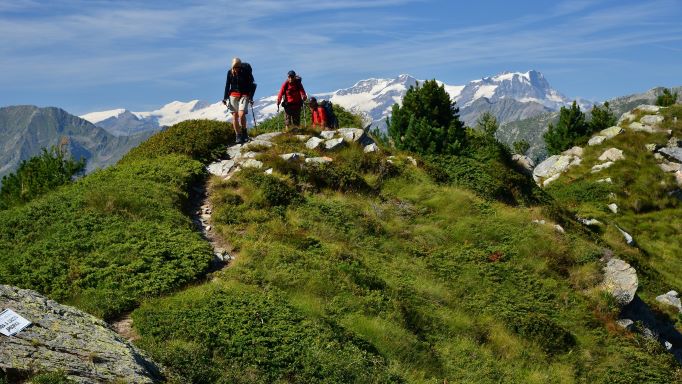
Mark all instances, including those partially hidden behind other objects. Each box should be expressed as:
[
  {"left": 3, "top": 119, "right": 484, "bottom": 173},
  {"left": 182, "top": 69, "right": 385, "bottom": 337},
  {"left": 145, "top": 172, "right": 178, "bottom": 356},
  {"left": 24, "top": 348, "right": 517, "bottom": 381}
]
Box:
[
  {"left": 238, "top": 111, "right": 247, "bottom": 138},
  {"left": 232, "top": 112, "right": 240, "bottom": 141}
]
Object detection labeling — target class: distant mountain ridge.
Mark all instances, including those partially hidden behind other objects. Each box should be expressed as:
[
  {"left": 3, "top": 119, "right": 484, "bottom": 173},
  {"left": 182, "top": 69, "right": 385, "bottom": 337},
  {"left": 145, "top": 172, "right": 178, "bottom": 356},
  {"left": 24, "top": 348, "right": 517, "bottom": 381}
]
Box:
[
  {"left": 81, "top": 70, "right": 583, "bottom": 135},
  {"left": 0, "top": 106, "right": 152, "bottom": 183}
]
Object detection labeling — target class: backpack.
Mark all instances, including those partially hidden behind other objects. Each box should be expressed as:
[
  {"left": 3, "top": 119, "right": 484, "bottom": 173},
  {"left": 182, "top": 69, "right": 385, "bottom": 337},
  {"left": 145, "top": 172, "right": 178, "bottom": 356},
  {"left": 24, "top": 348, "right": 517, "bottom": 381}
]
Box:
[
  {"left": 319, "top": 100, "right": 339, "bottom": 129},
  {"left": 240, "top": 62, "right": 256, "bottom": 98},
  {"left": 281, "top": 77, "right": 303, "bottom": 108}
]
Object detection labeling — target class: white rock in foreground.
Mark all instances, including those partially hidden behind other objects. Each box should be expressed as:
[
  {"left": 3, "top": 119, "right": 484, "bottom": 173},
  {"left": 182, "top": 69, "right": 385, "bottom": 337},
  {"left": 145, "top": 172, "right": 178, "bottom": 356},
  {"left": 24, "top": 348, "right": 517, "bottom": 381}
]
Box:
[
  {"left": 207, "top": 160, "right": 237, "bottom": 177},
  {"left": 364, "top": 143, "right": 379, "bottom": 153},
  {"left": 588, "top": 136, "right": 606, "bottom": 146},
  {"left": 635, "top": 104, "right": 661, "bottom": 113},
  {"left": 0, "top": 285, "right": 161, "bottom": 383},
  {"left": 656, "top": 290, "right": 682, "bottom": 313},
  {"left": 241, "top": 159, "right": 263, "bottom": 168},
  {"left": 591, "top": 162, "right": 614, "bottom": 173},
  {"left": 305, "top": 137, "right": 324, "bottom": 150},
  {"left": 640, "top": 114, "right": 664, "bottom": 126},
  {"left": 600, "top": 126, "right": 624, "bottom": 139},
  {"left": 598, "top": 148, "right": 625, "bottom": 162},
  {"left": 533, "top": 155, "right": 575, "bottom": 184},
  {"left": 305, "top": 156, "right": 333, "bottom": 164}
]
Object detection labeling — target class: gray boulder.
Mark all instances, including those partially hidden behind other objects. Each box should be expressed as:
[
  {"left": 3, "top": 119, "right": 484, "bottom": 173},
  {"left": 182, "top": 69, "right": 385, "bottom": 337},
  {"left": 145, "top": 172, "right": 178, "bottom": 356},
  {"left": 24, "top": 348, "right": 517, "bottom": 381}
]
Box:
[
  {"left": 305, "top": 137, "right": 325, "bottom": 150},
  {"left": 207, "top": 160, "right": 236, "bottom": 177},
  {"left": 598, "top": 148, "right": 625, "bottom": 162},
  {"left": 0, "top": 285, "right": 161, "bottom": 383},
  {"left": 364, "top": 143, "right": 379, "bottom": 153},
  {"left": 640, "top": 114, "right": 664, "bottom": 126},
  {"left": 588, "top": 135, "right": 606, "bottom": 146},
  {"left": 659, "top": 147, "right": 682, "bottom": 163},
  {"left": 600, "top": 126, "right": 625, "bottom": 139},
  {"left": 324, "top": 137, "right": 346, "bottom": 151},
  {"left": 242, "top": 139, "right": 274, "bottom": 150},
  {"left": 656, "top": 291, "right": 682, "bottom": 313},
  {"left": 253, "top": 132, "right": 282, "bottom": 141},
  {"left": 591, "top": 161, "right": 614, "bottom": 173},
  {"left": 562, "top": 146, "right": 584, "bottom": 157},
  {"left": 629, "top": 122, "right": 656, "bottom": 133},
  {"left": 533, "top": 155, "right": 575, "bottom": 184},
  {"left": 659, "top": 161, "right": 682, "bottom": 173},
  {"left": 280, "top": 152, "right": 306, "bottom": 161},
  {"left": 635, "top": 105, "right": 661, "bottom": 113},
  {"left": 319, "top": 130, "right": 336, "bottom": 140},
  {"left": 602, "top": 258, "right": 638, "bottom": 306}
]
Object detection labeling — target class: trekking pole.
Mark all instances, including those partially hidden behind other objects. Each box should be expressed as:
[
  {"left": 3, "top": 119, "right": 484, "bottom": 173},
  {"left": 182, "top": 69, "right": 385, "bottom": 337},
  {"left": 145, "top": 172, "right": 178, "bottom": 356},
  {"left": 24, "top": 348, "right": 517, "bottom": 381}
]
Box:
[
  {"left": 303, "top": 99, "right": 307, "bottom": 130},
  {"left": 251, "top": 101, "right": 257, "bottom": 130}
]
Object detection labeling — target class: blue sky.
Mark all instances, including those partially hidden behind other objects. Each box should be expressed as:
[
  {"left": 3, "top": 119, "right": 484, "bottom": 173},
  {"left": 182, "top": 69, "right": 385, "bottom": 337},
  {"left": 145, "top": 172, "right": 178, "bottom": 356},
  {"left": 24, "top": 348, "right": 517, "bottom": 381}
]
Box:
[{"left": 1, "top": 0, "right": 681, "bottom": 115}]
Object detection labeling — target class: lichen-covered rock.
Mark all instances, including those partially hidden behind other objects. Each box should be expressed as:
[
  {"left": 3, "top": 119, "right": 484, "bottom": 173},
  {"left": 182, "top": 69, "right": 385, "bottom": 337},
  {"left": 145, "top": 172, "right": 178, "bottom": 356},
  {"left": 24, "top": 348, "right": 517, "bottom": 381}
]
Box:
[
  {"left": 337, "top": 128, "right": 365, "bottom": 143},
  {"left": 253, "top": 132, "right": 283, "bottom": 141},
  {"left": 562, "top": 146, "right": 583, "bottom": 157},
  {"left": 242, "top": 139, "right": 274, "bottom": 150},
  {"left": 324, "top": 137, "right": 346, "bottom": 151},
  {"left": 640, "top": 114, "right": 664, "bottom": 126},
  {"left": 600, "top": 126, "right": 624, "bottom": 139},
  {"left": 207, "top": 160, "right": 236, "bottom": 177},
  {"left": 533, "top": 155, "right": 575, "bottom": 184},
  {"left": 588, "top": 136, "right": 606, "bottom": 146},
  {"left": 0, "top": 285, "right": 161, "bottom": 384},
  {"left": 598, "top": 148, "right": 625, "bottom": 162},
  {"left": 629, "top": 122, "right": 656, "bottom": 133},
  {"left": 656, "top": 291, "right": 682, "bottom": 313},
  {"left": 305, "top": 137, "right": 324, "bottom": 150},
  {"left": 319, "top": 130, "right": 336, "bottom": 140},
  {"left": 618, "top": 112, "right": 636, "bottom": 124},
  {"left": 364, "top": 143, "right": 379, "bottom": 153},
  {"left": 241, "top": 159, "right": 263, "bottom": 169},
  {"left": 602, "top": 258, "right": 638, "bottom": 306},
  {"left": 635, "top": 104, "right": 661, "bottom": 113}
]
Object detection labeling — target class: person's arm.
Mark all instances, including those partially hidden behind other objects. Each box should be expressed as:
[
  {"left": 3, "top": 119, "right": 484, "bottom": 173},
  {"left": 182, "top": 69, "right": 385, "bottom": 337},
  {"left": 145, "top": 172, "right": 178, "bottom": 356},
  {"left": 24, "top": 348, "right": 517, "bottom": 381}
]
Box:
[
  {"left": 223, "top": 71, "right": 231, "bottom": 104},
  {"left": 276, "top": 81, "right": 287, "bottom": 106}
]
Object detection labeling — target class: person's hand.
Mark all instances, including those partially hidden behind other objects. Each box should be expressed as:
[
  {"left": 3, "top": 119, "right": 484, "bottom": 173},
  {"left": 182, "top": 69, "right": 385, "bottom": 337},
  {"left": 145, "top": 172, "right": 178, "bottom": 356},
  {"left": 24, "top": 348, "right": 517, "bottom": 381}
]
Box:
[{"left": 221, "top": 99, "right": 227, "bottom": 106}]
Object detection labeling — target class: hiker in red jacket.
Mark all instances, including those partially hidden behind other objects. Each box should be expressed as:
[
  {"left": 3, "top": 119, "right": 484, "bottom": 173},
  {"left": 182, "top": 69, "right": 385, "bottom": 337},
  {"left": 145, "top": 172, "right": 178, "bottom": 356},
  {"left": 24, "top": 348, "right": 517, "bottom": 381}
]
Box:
[
  {"left": 276, "top": 70, "right": 307, "bottom": 131},
  {"left": 308, "top": 97, "right": 327, "bottom": 130}
]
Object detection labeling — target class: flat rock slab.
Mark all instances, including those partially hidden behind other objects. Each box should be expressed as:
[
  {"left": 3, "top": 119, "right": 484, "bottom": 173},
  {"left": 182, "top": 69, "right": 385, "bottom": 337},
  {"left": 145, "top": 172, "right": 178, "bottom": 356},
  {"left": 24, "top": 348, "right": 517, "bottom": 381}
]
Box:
[
  {"left": 319, "top": 131, "right": 336, "bottom": 140},
  {"left": 659, "top": 162, "right": 682, "bottom": 173},
  {"left": 306, "top": 137, "right": 324, "bottom": 150},
  {"left": 242, "top": 139, "right": 274, "bottom": 150},
  {"left": 562, "top": 146, "right": 584, "bottom": 157},
  {"left": 305, "top": 156, "right": 333, "bottom": 164},
  {"left": 533, "top": 154, "right": 575, "bottom": 182},
  {"left": 207, "top": 160, "right": 237, "bottom": 177},
  {"left": 337, "top": 128, "right": 365, "bottom": 143},
  {"left": 659, "top": 147, "right": 682, "bottom": 163},
  {"left": 600, "top": 126, "right": 624, "bottom": 139},
  {"left": 635, "top": 105, "right": 661, "bottom": 113},
  {"left": 324, "top": 137, "right": 346, "bottom": 151},
  {"left": 629, "top": 122, "right": 656, "bottom": 133},
  {"left": 0, "top": 285, "right": 161, "bottom": 383},
  {"left": 280, "top": 152, "right": 306, "bottom": 161},
  {"left": 640, "top": 114, "right": 664, "bottom": 126},
  {"left": 602, "top": 258, "right": 638, "bottom": 306},
  {"left": 598, "top": 148, "right": 625, "bottom": 162},
  {"left": 656, "top": 291, "right": 682, "bottom": 313},
  {"left": 588, "top": 135, "right": 606, "bottom": 146},
  {"left": 253, "top": 132, "right": 283, "bottom": 141},
  {"left": 227, "top": 144, "right": 243, "bottom": 159}
]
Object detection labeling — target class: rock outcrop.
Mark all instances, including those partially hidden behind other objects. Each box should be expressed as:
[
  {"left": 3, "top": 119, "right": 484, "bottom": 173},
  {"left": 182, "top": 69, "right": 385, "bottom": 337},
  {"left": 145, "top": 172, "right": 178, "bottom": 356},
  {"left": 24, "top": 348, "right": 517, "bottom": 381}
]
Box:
[
  {"left": 602, "top": 258, "right": 638, "bottom": 306},
  {"left": 0, "top": 285, "right": 162, "bottom": 383}
]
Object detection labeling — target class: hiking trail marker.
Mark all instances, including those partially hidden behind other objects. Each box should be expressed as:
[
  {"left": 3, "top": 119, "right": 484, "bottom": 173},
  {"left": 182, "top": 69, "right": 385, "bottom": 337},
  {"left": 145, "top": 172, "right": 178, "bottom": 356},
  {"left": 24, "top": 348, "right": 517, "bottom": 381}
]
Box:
[{"left": 0, "top": 308, "right": 31, "bottom": 336}]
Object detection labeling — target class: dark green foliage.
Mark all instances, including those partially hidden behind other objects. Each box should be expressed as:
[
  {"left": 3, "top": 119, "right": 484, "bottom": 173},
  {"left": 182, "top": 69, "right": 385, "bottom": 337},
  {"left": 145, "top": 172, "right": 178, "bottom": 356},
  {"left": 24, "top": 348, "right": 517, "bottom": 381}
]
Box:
[
  {"left": 0, "top": 155, "right": 213, "bottom": 319},
  {"left": 242, "top": 170, "right": 302, "bottom": 207},
  {"left": 512, "top": 140, "right": 530, "bottom": 155},
  {"left": 253, "top": 104, "right": 364, "bottom": 135},
  {"left": 506, "top": 312, "right": 576, "bottom": 354},
  {"left": 589, "top": 101, "right": 617, "bottom": 133},
  {"left": 133, "top": 284, "right": 399, "bottom": 384},
  {"left": 388, "top": 80, "right": 465, "bottom": 155},
  {"left": 545, "top": 180, "right": 614, "bottom": 207},
  {"left": 476, "top": 111, "right": 499, "bottom": 137},
  {"left": 0, "top": 146, "right": 85, "bottom": 210},
  {"left": 301, "top": 163, "right": 371, "bottom": 193},
  {"left": 543, "top": 101, "right": 588, "bottom": 155},
  {"left": 121, "top": 119, "right": 233, "bottom": 163},
  {"left": 425, "top": 130, "right": 548, "bottom": 206},
  {"left": 656, "top": 88, "right": 678, "bottom": 107}
]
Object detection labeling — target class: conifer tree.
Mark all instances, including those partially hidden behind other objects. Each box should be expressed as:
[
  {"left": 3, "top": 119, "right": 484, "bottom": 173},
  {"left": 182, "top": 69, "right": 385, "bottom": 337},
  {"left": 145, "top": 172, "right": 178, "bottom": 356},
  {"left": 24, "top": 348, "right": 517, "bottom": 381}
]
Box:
[
  {"left": 589, "top": 101, "right": 617, "bottom": 133},
  {"left": 388, "top": 80, "right": 465, "bottom": 155},
  {"left": 656, "top": 88, "right": 678, "bottom": 107},
  {"left": 476, "top": 112, "right": 499, "bottom": 137},
  {"left": 0, "top": 146, "right": 85, "bottom": 209},
  {"left": 543, "top": 101, "right": 587, "bottom": 155}
]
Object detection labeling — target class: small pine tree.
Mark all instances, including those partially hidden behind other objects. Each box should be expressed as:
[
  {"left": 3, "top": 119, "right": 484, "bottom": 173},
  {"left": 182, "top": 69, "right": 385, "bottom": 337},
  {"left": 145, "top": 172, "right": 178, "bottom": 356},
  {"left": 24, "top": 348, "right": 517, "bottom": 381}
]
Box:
[
  {"left": 476, "top": 112, "right": 499, "bottom": 137},
  {"left": 512, "top": 140, "right": 530, "bottom": 155},
  {"left": 543, "top": 101, "right": 587, "bottom": 155},
  {"left": 388, "top": 80, "right": 465, "bottom": 155},
  {"left": 0, "top": 146, "right": 85, "bottom": 209},
  {"left": 656, "top": 88, "right": 678, "bottom": 107},
  {"left": 589, "top": 101, "right": 617, "bottom": 133}
]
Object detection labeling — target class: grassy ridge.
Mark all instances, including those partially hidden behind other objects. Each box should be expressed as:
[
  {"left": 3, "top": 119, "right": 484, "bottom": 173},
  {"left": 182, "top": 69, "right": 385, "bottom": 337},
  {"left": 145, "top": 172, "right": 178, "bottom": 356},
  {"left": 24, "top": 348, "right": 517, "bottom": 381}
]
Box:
[
  {"left": 0, "top": 120, "right": 235, "bottom": 319},
  {"left": 133, "top": 132, "right": 680, "bottom": 382}
]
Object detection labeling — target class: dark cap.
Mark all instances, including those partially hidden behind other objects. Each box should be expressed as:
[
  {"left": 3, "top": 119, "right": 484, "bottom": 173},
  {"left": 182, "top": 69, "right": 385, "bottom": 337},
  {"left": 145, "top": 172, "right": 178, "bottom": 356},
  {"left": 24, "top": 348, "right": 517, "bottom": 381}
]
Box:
[{"left": 287, "top": 70, "right": 296, "bottom": 77}]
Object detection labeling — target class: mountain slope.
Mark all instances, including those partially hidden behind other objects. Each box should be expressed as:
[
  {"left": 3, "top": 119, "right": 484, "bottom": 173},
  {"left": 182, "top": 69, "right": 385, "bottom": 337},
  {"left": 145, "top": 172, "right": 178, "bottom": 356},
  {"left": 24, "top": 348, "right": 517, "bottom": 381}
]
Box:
[{"left": 0, "top": 105, "right": 152, "bottom": 181}]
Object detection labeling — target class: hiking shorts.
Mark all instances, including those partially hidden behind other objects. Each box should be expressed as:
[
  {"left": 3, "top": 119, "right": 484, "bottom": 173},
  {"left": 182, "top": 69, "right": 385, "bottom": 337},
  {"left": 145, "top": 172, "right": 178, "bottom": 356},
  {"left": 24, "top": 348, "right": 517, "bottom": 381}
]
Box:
[{"left": 228, "top": 95, "right": 249, "bottom": 113}]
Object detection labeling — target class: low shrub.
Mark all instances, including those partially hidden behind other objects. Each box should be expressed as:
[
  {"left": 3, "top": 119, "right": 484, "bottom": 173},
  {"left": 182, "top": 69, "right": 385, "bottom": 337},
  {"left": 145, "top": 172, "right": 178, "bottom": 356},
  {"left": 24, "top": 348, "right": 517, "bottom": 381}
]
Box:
[{"left": 121, "top": 119, "right": 233, "bottom": 163}]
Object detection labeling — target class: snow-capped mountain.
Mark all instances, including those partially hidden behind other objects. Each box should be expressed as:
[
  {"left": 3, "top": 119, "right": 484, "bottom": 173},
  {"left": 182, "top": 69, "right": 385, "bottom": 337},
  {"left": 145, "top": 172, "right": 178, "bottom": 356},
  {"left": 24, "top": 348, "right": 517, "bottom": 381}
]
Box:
[{"left": 81, "top": 70, "right": 588, "bottom": 135}]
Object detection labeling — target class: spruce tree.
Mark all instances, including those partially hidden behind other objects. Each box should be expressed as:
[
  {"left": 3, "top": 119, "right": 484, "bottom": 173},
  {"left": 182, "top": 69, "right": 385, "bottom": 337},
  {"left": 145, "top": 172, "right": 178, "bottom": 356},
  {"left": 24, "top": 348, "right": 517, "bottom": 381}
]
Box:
[
  {"left": 388, "top": 80, "right": 465, "bottom": 155},
  {"left": 589, "top": 101, "right": 617, "bottom": 133},
  {"left": 543, "top": 101, "right": 587, "bottom": 155},
  {"left": 656, "top": 88, "right": 678, "bottom": 107},
  {"left": 513, "top": 140, "right": 530, "bottom": 155},
  {"left": 476, "top": 112, "right": 499, "bottom": 137}
]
